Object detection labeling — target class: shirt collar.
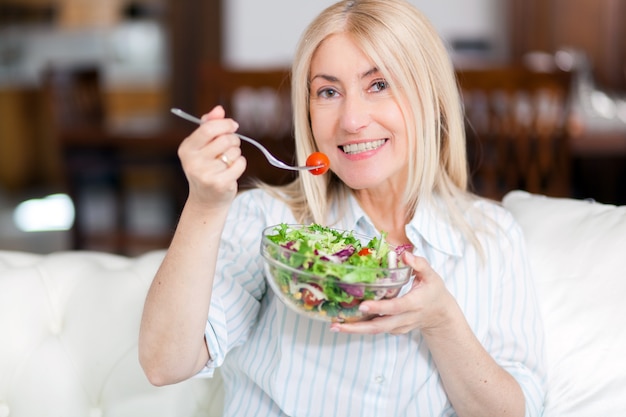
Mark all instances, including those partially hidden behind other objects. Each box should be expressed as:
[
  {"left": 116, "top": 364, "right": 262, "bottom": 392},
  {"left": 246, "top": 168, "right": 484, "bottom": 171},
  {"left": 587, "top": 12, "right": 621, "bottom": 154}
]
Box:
[{"left": 334, "top": 192, "right": 464, "bottom": 258}]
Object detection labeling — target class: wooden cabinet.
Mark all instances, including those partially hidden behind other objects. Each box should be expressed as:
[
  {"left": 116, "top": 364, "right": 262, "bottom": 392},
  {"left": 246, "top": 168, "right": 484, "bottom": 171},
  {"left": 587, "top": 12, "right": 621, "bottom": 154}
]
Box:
[
  {"left": 509, "top": 0, "right": 626, "bottom": 91},
  {"left": 0, "top": 88, "right": 53, "bottom": 190}
]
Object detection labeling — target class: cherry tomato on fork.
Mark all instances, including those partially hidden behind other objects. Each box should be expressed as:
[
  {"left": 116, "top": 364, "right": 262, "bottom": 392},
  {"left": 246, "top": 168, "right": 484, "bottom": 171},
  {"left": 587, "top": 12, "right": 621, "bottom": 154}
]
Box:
[{"left": 305, "top": 152, "right": 330, "bottom": 175}]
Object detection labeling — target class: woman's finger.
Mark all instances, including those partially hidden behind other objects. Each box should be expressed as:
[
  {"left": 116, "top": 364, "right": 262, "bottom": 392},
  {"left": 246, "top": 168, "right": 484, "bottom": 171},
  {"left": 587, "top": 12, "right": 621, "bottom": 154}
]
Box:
[
  {"left": 355, "top": 252, "right": 428, "bottom": 315},
  {"left": 201, "top": 105, "right": 226, "bottom": 122},
  {"left": 329, "top": 312, "right": 411, "bottom": 335}
]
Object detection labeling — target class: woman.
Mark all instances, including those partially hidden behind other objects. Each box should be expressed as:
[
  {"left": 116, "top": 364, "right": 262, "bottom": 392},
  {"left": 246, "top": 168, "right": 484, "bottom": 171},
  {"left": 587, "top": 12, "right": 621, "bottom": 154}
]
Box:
[{"left": 139, "top": 1, "right": 546, "bottom": 416}]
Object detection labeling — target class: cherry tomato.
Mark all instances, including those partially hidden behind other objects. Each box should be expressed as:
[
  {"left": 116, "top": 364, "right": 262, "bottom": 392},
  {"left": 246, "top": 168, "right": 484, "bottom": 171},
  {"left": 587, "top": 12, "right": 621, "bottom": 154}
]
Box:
[
  {"left": 358, "top": 248, "right": 372, "bottom": 256},
  {"left": 339, "top": 297, "right": 361, "bottom": 309},
  {"left": 305, "top": 152, "right": 330, "bottom": 175},
  {"left": 301, "top": 283, "right": 324, "bottom": 306}
]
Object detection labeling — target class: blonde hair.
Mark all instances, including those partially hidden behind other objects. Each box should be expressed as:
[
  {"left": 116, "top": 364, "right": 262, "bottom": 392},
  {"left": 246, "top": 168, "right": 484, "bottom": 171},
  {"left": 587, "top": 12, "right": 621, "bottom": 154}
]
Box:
[{"left": 262, "top": 0, "right": 482, "bottom": 249}]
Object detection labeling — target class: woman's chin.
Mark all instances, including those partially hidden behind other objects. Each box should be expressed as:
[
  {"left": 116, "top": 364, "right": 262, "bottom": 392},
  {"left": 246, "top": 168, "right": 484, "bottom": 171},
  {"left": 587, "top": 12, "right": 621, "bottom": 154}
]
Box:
[{"left": 339, "top": 173, "right": 387, "bottom": 191}]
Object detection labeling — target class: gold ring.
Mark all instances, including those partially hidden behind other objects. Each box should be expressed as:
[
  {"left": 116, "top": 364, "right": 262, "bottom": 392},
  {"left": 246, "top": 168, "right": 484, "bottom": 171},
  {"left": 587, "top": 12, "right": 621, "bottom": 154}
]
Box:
[{"left": 219, "top": 153, "right": 232, "bottom": 168}]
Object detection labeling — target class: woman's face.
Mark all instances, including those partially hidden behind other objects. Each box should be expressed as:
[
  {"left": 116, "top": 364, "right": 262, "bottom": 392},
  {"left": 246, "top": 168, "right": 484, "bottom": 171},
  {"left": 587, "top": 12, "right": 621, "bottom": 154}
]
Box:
[{"left": 308, "top": 33, "right": 409, "bottom": 191}]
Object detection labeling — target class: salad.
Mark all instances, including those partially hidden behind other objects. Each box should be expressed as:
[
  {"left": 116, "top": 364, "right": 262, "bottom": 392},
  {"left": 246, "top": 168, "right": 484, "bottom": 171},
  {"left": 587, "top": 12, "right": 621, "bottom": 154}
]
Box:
[{"left": 261, "top": 223, "right": 412, "bottom": 322}]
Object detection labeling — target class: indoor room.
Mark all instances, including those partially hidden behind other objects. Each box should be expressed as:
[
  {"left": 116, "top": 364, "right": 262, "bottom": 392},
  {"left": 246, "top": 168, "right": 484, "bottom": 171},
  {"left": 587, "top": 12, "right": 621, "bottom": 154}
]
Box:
[{"left": 1, "top": 1, "right": 626, "bottom": 416}]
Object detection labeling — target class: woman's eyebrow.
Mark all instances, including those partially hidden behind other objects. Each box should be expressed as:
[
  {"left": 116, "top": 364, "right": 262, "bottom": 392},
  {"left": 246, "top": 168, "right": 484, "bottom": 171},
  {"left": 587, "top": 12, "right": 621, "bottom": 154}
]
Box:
[
  {"left": 310, "top": 73, "right": 339, "bottom": 83},
  {"left": 310, "top": 67, "right": 380, "bottom": 83},
  {"left": 361, "top": 67, "right": 379, "bottom": 78}
]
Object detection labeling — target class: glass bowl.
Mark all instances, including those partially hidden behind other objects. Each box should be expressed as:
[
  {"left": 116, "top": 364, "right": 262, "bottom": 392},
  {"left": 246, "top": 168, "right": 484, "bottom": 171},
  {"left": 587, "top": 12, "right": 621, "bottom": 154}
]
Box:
[{"left": 260, "top": 224, "right": 412, "bottom": 323}]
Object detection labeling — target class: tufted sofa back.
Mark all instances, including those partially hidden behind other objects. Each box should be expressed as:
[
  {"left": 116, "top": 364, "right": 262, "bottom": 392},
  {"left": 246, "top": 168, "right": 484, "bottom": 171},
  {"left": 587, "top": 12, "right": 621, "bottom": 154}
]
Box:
[{"left": 0, "top": 250, "right": 224, "bottom": 417}]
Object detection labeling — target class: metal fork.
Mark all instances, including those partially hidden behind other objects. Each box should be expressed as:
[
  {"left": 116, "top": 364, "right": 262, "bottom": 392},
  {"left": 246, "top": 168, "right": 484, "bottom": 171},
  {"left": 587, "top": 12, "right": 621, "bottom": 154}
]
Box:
[{"left": 171, "top": 108, "right": 320, "bottom": 171}]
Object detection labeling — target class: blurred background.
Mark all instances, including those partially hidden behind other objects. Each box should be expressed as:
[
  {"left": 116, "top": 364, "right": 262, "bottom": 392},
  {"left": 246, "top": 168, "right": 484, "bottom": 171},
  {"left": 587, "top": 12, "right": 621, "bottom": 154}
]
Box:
[{"left": 1, "top": 0, "right": 625, "bottom": 255}]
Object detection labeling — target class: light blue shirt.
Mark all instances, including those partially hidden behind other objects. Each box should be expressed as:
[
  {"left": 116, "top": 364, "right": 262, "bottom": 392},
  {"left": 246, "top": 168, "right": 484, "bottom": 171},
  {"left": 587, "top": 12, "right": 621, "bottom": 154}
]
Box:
[{"left": 201, "top": 188, "right": 545, "bottom": 417}]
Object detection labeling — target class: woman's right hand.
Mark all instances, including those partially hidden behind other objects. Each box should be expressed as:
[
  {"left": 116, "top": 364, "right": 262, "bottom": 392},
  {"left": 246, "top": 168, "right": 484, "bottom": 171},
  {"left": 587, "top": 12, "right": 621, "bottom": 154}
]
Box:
[{"left": 177, "top": 105, "right": 246, "bottom": 209}]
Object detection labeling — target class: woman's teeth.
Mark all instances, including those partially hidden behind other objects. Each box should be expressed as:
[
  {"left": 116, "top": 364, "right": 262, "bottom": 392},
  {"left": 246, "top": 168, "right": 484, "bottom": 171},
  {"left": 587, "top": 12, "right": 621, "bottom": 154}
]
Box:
[{"left": 341, "top": 139, "right": 386, "bottom": 155}]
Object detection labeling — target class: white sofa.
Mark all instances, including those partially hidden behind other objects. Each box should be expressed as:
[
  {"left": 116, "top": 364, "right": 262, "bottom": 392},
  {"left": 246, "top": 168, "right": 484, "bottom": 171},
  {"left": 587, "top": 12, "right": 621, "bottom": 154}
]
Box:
[{"left": 1, "top": 190, "right": 625, "bottom": 417}]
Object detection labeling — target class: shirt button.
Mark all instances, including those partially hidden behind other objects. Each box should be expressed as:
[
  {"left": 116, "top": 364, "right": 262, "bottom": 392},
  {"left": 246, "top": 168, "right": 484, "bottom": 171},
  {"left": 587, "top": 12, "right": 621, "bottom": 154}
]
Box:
[{"left": 374, "top": 375, "right": 385, "bottom": 384}]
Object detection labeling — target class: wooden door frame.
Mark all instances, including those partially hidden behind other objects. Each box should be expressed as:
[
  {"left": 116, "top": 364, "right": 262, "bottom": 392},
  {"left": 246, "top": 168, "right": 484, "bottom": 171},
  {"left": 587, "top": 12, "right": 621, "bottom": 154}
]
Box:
[{"left": 167, "top": 0, "right": 222, "bottom": 112}]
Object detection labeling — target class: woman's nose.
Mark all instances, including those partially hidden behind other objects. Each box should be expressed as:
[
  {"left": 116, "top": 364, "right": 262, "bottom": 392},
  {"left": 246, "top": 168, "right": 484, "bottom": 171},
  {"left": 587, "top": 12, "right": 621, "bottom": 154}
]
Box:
[{"left": 339, "top": 94, "right": 371, "bottom": 133}]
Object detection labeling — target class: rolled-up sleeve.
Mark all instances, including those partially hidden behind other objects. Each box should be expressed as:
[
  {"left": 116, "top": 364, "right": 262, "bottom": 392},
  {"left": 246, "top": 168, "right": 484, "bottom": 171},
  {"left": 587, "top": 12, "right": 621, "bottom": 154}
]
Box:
[
  {"left": 488, "top": 210, "right": 546, "bottom": 416},
  {"left": 197, "top": 191, "right": 270, "bottom": 377}
]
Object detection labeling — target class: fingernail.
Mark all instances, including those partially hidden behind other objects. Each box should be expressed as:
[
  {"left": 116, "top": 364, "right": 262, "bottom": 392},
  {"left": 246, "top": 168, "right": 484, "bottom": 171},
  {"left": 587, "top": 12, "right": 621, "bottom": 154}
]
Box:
[
  {"left": 329, "top": 326, "right": 340, "bottom": 332},
  {"left": 358, "top": 304, "right": 370, "bottom": 312}
]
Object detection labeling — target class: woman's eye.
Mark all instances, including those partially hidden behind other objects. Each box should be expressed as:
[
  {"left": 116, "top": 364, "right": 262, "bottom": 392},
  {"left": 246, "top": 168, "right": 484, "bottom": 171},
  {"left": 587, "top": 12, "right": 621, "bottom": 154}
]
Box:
[
  {"left": 318, "top": 88, "right": 338, "bottom": 99},
  {"left": 370, "top": 80, "right": 389, "bottom": 92}
]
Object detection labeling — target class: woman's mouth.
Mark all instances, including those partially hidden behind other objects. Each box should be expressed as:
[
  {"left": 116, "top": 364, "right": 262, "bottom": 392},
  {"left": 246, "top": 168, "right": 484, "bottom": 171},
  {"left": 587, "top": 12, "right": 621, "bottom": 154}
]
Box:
[{"left": 340, "top": 139, "right": 387, "bottom": 155}]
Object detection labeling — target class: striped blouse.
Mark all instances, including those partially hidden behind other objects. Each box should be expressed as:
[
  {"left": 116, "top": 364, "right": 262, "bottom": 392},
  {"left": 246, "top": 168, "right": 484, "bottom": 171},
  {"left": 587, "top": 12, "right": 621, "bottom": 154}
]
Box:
[{"left": 200, "top": 188, "right": 546, "bottom": 417}]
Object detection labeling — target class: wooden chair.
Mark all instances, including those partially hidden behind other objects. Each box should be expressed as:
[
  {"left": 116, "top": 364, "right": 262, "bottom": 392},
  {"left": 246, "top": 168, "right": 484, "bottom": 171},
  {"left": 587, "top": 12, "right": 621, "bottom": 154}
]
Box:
[
  {"left": 43, "top": 64, "right": 105, "bottom": 132},
  {"left": 42, "top": 64, "right": 183, "bottom": 254},
  {"left": 456, "top": 67, "right": 573, "bottom": 200},
  {"left": 42, "top": 64, "right": 117, "bottom": 250},
  {"left": 197, "top": 64, "right": 295, "bottom": 188}
]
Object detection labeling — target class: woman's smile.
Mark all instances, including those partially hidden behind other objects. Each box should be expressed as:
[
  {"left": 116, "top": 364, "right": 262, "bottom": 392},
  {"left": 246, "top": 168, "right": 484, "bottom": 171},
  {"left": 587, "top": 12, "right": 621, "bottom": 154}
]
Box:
[{"left": 340, "top": 139, "right": 388, "bottom": 156}]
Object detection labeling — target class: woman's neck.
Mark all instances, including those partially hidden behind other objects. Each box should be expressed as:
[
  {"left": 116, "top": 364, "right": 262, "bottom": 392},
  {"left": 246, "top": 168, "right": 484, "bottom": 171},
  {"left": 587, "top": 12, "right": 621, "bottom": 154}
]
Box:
[{"left": 353, "top": 188, "right": 412, "bottom": 246}]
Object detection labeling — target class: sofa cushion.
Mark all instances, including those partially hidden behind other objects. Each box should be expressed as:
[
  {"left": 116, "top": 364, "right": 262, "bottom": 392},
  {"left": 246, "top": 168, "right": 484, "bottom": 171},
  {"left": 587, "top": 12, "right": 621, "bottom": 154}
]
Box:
[
  {"left": 502, "top": 191, "right": 626, "bottom": 417},
  {"left": 0, "top": 250, "right": 223, "bottom": 417}
]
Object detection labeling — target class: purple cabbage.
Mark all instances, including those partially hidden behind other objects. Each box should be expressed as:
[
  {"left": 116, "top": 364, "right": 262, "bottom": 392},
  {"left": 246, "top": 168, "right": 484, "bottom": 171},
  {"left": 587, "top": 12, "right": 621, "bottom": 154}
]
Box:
[
  {"left": 339, "top": 283, "right": 365, "bottom": 298},
  {"left": 395, "top": 244, "right": 413, "bottom": 256},
  {"left": 333, "top": 245, "right": 356, "bottom": 261}
]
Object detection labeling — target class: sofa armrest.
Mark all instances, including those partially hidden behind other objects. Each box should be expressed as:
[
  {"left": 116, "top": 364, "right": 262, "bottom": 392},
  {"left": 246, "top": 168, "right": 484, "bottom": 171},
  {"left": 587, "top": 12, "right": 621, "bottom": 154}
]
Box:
[{"left": 503, "top": 191, "right": 626, "bottom": 417}]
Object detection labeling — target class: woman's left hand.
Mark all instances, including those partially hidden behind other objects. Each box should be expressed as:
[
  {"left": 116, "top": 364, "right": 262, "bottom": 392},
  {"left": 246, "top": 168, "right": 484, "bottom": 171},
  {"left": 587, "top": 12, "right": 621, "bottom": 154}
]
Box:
[{"left": 330, "top": 251, "right": 457, "bottom": 335}]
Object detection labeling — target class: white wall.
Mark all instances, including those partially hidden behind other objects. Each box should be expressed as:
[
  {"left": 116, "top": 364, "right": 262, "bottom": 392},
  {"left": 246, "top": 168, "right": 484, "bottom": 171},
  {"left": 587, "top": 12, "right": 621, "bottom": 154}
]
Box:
[
  {"left": 223, "top": 0, "right": 507, "bottom": 69},
  {"left": 411, "top": 0, "right": 505, "bottom": 45},
  {"left": 223, "top": 0, "right": 337, "bottom": 69}
]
